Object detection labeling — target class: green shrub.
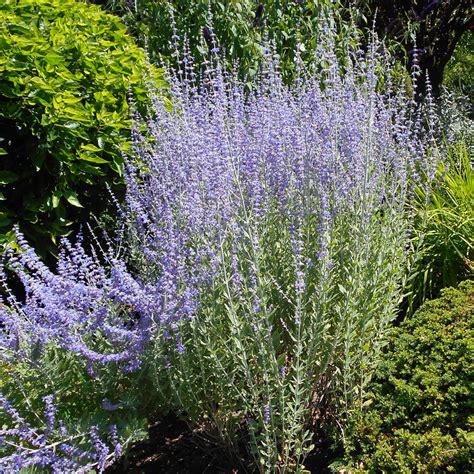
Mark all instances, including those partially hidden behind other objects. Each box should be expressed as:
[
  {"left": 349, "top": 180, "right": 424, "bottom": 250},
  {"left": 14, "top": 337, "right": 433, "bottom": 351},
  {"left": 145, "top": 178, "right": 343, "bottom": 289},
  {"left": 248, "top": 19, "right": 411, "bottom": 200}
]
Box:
[
  {"left": 97, "top": 0, "right": 355, "bottom": 85},
  {"left": 444, "top": 31, "right": 474, "bottom": 100},
  {"left": 0, "top": 0, "right": 166, "bottom": 256},
  {"left": 340, "top": 280, "right": 474, "bottom": 473}
]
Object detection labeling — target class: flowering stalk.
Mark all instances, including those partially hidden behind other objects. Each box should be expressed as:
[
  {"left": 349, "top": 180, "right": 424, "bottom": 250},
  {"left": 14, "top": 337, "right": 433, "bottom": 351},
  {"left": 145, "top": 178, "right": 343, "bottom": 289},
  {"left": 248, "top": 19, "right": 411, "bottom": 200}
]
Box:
[{"left": 0, "top": 394, "right": 122, "bottom": 473}]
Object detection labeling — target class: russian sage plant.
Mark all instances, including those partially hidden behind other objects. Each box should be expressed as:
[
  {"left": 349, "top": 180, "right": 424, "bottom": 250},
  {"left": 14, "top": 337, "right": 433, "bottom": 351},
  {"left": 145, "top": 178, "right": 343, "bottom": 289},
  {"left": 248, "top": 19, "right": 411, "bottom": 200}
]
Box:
[
  {"left": 122, "top": 40, "right": 439, "bottom": 472},
  {"left": 0, "top": 31, "right": 440, "bottom": 473},
  {"left": 1, "top": 231, "right": 155, "bottom": 372}
]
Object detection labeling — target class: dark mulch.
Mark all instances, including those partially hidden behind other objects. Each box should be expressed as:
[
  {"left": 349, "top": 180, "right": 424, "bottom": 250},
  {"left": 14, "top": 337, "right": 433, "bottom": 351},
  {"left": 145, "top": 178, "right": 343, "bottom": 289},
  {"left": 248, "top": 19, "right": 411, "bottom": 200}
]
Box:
[
  {"left": 107, "top": 414, "right": 243, "bottom": 474},
  {"left": 107, "top": 414, "right": 340, "bottom": 474}
]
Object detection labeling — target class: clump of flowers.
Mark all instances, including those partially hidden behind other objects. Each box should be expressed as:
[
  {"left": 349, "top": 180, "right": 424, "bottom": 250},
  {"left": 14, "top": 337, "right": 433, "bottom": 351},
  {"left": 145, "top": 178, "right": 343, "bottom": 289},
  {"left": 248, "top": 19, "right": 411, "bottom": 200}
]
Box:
[
  {"left": 1, "top": 230, "right": 157, "bottom": 372},
  {"left": 0, "top": 394, "right": 121, "bottom": 473},
  {"left": 0, "top": 23, "right": 441, "bottom": 473},
  {"left": 124, "top": 32, "right": 440, "bottom": 470}
]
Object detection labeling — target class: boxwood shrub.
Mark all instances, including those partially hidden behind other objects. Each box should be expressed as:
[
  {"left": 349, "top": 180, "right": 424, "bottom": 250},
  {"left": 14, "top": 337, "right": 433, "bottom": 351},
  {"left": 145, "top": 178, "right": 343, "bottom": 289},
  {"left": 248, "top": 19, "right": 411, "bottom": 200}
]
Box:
[
  {"left": 341, "top": 280, "right": 474, "bottom": 473},
  {"left": 0, "top": 0, "right": 166, "bottom": 256}
]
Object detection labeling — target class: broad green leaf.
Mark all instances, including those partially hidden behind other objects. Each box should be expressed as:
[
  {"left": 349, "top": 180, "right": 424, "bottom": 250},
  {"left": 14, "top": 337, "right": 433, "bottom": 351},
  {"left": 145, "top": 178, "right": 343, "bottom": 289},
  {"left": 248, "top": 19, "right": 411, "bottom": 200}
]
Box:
[
  {"left": 51, "top": 192, "right": 61, "bottom": 208},
  {"left": 0, "top": 171, "right": 18, "bottom": 184},
  {"left": 62, "top": 121, "right": 81, "bottom": 129},
  {"left": 80, "top": 143, "right": 102, "bottom": 152},
  {"left": 64, "top": 191, "right": 83, "bottom": 208},
  {"left": 78, "top": 153, "right": 108, "bottom": 164},
  {"left": 44, "top": 52, "right": 63, "bottom": 65}
]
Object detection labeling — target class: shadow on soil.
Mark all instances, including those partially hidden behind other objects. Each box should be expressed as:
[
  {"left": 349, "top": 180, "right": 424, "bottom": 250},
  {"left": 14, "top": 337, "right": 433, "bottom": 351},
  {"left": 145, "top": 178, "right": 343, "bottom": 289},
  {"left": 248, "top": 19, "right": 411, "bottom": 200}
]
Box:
[{"left": 107, "top": 414, "right": 340, "bottom": 474}]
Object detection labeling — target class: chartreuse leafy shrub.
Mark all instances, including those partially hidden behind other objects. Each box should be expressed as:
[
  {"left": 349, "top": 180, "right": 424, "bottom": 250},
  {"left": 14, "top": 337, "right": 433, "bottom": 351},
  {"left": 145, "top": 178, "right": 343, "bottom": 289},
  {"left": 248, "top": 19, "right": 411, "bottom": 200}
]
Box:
[
  {"left": 0, "top": 0, "right": 166, "bottom": 256},
  {"left": 1, "top": 29, "right": 440, "bottom": 472},
  {"left": 339, "top": 280, "right": 474, "bottom": 473},
  {"left": 407, "top": 142, "right": 473, "bottom": 313}
]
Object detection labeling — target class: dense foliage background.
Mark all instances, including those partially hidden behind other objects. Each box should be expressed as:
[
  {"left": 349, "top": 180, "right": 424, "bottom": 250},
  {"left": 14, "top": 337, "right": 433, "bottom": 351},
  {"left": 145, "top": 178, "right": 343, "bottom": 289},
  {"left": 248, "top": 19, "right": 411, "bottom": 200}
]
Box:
[{"left": 93, "top": 0, "right": 344, "bottom": 84}]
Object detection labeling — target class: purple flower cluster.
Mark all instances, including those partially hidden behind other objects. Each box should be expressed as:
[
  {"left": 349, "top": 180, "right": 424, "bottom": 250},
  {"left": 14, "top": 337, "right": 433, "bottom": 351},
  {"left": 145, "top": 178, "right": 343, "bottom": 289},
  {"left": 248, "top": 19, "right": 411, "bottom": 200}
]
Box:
[
  {"left": 0, "top": 394, "right": 120, "bottom": 473},
  {"left": 0, "top": 231, "right": 158, "bottom": 371},
  {"left": 1, "top": 35, "right": 436, "bottom": 376},
  {"left": 4, "top": 39, "right": 436, "bottom": 361},
  {"left": 123, "top": 42, "right": 437, "bottom": 327},
  {"left": 0, "top": 28, "right": 440, "bottom": 470}
]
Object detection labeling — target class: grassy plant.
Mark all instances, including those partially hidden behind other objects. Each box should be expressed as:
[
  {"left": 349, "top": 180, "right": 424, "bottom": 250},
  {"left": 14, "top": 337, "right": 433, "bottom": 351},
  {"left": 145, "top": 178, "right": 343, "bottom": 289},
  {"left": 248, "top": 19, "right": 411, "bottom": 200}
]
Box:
[{"left": 407, "top": 142, "right": 473, "bottom": 313}]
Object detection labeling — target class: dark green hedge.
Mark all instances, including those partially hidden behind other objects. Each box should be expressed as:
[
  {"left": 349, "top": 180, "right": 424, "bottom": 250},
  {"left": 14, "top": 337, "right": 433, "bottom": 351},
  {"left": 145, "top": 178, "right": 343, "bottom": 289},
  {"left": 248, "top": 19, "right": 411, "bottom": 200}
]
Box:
[
  {"left": 95, "top": 0, "right": 349, "bottom": 85},
  {"left": 342, "top": 280, "right": 474, "bottom": 473},
  {"left": 0, "top": 0, "right": 166, "bottom": 256}
]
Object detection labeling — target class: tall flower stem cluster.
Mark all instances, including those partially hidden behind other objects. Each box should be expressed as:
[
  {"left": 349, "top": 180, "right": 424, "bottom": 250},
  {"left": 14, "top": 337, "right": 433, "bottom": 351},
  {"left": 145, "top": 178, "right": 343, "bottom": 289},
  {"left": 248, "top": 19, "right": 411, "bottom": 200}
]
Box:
[
  {"left": 0, "top": 233, "right": 151, "bottom": 472},
  {"left": 1, "top": 27, "right": 440, "bottom": 473},
  {"left": 1, "top": 231, "right": 156, "bottom": 371},
  {"left": 124, "top": 36, "right": 439, "bottom": 471}
]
